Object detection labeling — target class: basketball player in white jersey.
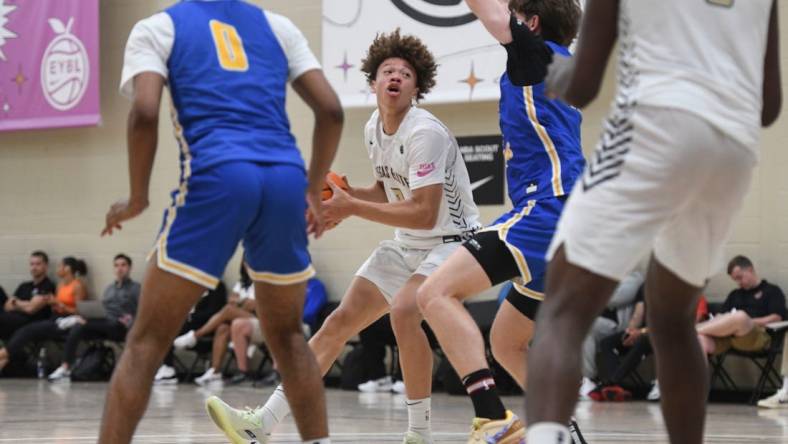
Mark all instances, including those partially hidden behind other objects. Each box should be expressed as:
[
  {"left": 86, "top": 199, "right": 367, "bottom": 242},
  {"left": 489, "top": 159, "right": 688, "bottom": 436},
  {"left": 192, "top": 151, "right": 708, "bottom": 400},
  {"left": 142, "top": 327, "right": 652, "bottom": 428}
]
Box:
[
  {"left": 206, "top": 29, "right": 481, "bottom": 444},
  {"left": 524, "top": 0, "right": 782, "bottom": 443}
]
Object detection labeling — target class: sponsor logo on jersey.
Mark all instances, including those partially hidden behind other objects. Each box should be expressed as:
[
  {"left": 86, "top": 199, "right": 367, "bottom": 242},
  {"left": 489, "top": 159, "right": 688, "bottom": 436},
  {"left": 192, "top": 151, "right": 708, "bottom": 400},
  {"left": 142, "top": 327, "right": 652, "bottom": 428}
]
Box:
[{"left": 416, "top": 162, "right": 436, "bottom": 177}]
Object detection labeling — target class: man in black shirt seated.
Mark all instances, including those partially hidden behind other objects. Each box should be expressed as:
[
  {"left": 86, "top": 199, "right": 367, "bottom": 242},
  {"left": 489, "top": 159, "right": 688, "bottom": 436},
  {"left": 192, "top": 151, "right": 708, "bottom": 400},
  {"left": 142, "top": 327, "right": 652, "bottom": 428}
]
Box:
[
  {"left": 697, "top": 256, "right": 786, "bottom": 356},
  {"left": 0, "top": 251, "right": 56, "bottom": 342}
]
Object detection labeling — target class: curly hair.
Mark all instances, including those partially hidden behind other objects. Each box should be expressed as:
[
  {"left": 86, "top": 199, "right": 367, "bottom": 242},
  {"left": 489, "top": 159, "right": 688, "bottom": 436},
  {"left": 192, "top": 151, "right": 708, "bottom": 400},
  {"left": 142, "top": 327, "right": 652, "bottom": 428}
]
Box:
[
  {"left": 360, "top": 29, "right": 437, "bottom": 102},
  {"left": 509, "top": 0, "right": 582, "bottom": 46}
]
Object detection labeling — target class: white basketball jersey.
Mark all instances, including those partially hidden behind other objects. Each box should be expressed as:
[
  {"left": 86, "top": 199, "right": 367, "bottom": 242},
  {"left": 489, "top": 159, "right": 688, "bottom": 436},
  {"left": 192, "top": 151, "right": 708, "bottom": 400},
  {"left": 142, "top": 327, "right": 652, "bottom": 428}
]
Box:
[
  {"left": 364, "top": 107, "right": 481, "bottom": 248},
  {"left": 617, "top": 0, "right": 772, "bottom": 150}
]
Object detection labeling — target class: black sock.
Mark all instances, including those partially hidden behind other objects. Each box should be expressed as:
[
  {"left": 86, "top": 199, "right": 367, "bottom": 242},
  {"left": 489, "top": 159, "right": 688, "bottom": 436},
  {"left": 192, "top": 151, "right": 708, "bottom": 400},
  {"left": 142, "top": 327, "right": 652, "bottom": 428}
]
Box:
[{"left": 462, "top": 368, "right": 506, "bottom": 420}]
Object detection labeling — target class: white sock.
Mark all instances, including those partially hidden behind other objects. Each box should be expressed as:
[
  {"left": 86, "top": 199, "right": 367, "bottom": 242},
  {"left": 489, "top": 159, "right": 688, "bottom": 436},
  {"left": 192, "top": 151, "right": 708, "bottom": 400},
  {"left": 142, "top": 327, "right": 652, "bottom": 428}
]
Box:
[
  {"left": 258, "top": 385, "right": 291, "bottom": 427},
  {"left": 526, "top": 422, "right": 571, "bottom": 444},
  {"left": 303, "top": 439, "right": 330, "bottom": 444},
  {"left": 780, "top": 376, "right": 788, "bottom": 398},
  {"left": 406, "top": 397, "right": 431, "bottom": 437}
]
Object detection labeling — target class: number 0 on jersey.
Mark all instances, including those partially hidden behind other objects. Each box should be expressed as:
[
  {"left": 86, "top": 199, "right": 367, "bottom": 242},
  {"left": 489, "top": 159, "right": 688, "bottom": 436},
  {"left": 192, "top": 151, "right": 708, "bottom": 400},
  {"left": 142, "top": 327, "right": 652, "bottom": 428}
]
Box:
[{"left": 209, "top": 19, "right": 249, "bottom": 72}]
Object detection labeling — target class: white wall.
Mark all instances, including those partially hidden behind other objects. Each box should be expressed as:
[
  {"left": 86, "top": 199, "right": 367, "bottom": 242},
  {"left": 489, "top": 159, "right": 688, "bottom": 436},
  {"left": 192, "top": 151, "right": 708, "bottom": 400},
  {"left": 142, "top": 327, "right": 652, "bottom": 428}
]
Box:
[{"left": 1, "top": 0, "right": 787, "bottom": 303}]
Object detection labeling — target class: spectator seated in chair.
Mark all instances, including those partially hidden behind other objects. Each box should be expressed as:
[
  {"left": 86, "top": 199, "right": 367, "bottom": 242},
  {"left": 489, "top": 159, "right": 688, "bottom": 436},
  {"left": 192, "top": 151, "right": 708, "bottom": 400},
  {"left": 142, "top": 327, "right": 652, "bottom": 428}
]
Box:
[
  {"left": 697, "top": 256, "right": 785, "bottom": 360},
  {"left": 173, "top": 263, "right": 256, "bottom": 386},
  {"left": 0, "top": 257, "right": 88, "bottom": 373},
  {"left": 153, "top": 280, "right": 227, "bottom": 384},
  {"left": 0, "top": 251, "right": 56, "bottom": 344},
  {"left": 579, "top": 270, "right": 645, "bottom": 399},
  {"left": 592, "top": 294, "right": 708, "bottom": 402},
  {"left": 228, "top": 277, "right": 327, "bottom": 385},
  {"left": 48, "top": 254, "right": 141, "bottom": 381}
]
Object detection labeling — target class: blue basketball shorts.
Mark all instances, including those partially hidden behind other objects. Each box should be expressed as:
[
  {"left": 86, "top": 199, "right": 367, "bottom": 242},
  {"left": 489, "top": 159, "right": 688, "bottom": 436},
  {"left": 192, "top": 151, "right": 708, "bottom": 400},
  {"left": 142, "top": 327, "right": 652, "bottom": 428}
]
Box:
[
  {"left": 478, "top": 196, "right": 566, "bottom": 300},
  {"left": 152, "top": 161, "right": 314, "bottom": 288}
]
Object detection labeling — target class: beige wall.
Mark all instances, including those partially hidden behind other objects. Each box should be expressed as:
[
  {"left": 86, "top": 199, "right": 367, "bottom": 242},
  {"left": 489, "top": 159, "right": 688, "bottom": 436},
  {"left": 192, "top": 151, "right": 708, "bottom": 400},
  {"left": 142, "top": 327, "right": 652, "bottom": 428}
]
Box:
[{"left": 0, "top": 1, "right": 786, "bottom": 304}]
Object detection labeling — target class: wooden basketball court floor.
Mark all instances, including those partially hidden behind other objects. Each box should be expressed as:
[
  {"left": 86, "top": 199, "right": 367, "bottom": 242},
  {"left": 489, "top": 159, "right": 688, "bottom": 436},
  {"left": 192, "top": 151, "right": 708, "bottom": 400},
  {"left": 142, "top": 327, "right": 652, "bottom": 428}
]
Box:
[{"left": 0, "top": 380, "right": 786, "bottom": 443}]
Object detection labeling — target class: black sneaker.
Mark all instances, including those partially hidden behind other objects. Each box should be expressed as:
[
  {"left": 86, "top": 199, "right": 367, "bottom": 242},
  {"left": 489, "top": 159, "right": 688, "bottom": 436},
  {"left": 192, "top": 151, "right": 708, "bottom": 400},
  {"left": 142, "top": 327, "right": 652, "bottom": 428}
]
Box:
[
  {"left": 228, "top": 372, "right": 249, "bottom": 385},
  {"left": 257, "top": 371, "right": 280, "bottom": 387},
  {"left": 569, "top": 417, "right": 587, "bottom": 444}
]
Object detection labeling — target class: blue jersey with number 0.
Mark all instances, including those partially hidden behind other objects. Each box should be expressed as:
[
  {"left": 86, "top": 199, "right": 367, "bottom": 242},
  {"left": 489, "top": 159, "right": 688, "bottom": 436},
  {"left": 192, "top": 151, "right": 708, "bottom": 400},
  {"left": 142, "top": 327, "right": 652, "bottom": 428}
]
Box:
[{"left": 165, "top": 0, "right": 304, "bottom": 175}]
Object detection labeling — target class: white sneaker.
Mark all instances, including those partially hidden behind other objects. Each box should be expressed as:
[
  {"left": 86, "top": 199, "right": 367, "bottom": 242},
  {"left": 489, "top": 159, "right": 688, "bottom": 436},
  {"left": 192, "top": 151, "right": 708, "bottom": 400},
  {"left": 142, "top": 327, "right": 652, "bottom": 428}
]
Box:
[
  {"left": 392, "top": 380, "right": 406, "bottom": 394},
  {"left": 758, "top": 390, "right": 788, "bottom": 409},
  {"left": 154, "top": 364, "right": 178, "bottom": 385},
  {"left": 205, "top": 396, "right": 271, "bottom": 444},
  {"left": 647, "top": 381, "right": 660, "bottom": 401},
  {"left": 579, "top": 377, "right": 596, "bottom": 400},
  {"left": 47, "top": 365, "right": 70, "bottom": 382},
  {"left": 358, "top": 376, "right": 393, "bottom": 393},
  {"left": 196, "top": 368, "right": 223, "bottom": 386},
  {"left": 402, "top": 430, "right": 432, "bottom": 444},
  {"left": 173, "top": 330, "right": 197, "bottom": 349}
]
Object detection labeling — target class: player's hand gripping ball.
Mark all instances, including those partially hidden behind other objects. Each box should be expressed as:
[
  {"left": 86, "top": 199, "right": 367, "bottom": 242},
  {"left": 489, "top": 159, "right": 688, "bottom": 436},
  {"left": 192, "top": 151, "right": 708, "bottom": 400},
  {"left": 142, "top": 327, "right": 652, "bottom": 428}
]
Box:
[
  {"left": 321, "top": 171, "right": 350, "bottom": 201},
  {"left": 321, "top": 171, "right": 350, "bottom": 230}
]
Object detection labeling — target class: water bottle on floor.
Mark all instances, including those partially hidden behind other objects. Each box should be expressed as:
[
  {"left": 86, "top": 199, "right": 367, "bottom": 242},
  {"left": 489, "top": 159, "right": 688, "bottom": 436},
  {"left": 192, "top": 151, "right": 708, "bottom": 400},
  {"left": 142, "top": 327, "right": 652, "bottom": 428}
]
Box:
[{"left": 36, "top": 348, "right": 46, "bottom": 379}]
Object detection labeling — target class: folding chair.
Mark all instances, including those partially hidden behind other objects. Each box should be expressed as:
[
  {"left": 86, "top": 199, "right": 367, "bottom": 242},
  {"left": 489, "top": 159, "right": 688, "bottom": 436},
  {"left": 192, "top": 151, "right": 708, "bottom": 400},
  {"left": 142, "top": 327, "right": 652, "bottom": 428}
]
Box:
[{"left": 710, "top": 321, "right": 788, "bottom": 404}]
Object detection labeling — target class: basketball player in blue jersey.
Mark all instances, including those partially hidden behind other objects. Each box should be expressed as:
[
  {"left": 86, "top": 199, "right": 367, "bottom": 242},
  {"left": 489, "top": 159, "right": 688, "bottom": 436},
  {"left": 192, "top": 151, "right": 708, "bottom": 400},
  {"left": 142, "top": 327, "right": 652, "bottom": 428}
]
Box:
[
  {"left": 416, "top": 1, "right": 585, "bottom": 442},
  {"left": 98, "top": 1, "right": 343, "bottom": 443}
]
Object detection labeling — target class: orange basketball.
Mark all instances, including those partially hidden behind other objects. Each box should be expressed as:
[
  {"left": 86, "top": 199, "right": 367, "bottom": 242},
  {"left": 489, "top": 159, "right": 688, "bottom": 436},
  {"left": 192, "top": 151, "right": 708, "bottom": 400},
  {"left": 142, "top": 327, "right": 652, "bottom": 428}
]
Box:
[{"left": 321, "top": 171, "right": 349, "bottom": 201}]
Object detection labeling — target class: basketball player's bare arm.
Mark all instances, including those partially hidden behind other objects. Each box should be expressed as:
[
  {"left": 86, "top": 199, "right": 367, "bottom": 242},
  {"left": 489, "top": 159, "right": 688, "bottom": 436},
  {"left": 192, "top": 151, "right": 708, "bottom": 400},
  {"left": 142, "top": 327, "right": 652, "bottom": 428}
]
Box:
[
  {"left": 348, "top": 181, "right": 388, "bottom": 203},
  {"left": 762, "top": 0, "right": 782, "bottom": 126},
  {"left": 324, "top": 182, "right": 442, "bottom": 230},
  {"left": 102, "top": 72, "right": 165, "bottom": 237},
  {"left": 465, "top": 0, "right": 513, "bottom": 43},
  {"left": 292, "top": 69, "right": 345, "bottom": 238},
  {"left": 545, "top": 0, "right": 618, "bottom": 108}
]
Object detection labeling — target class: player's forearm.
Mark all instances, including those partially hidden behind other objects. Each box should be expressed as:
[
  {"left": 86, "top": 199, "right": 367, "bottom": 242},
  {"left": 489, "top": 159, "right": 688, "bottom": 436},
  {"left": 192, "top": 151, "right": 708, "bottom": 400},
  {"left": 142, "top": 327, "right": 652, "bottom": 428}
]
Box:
[
  {"left": 306, "top": 108, "right": 344, "bottom": 193},
  {"left": 126, "top": 108, "right": 158, "bottom": 205},
  {"left": 465, "top": 0, "right": 511, "bottom": 43},
  {"left": 348, "top": 183, "right": 388, "bottom": 203},
  {"left": 350, "top": 199, "right": 437, "bottom": 230},
  {"left": 559, "top": 0, "right": 618, "bottom": 108},
  {"left": 762, "top": 0, "right": 782, "bottom": 127}
]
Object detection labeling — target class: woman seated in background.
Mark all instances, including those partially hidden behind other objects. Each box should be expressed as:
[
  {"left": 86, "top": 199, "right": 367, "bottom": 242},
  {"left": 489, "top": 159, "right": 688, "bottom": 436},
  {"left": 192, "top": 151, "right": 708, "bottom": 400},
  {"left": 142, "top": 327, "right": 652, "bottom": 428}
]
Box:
[
  {"left": 47, "top": 253, "right": 140, "bottom": 381},
  {"left": 173, "top": 263, "right": 256, "bottom": 385},
  {"left": 0, "top": 257, "right": 88, "bottom": 371}
]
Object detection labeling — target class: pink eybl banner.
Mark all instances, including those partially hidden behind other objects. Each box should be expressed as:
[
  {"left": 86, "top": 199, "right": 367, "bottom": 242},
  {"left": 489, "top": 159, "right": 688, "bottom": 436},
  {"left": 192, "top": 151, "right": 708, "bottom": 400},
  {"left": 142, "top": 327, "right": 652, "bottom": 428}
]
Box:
[{"left": 0, "top": 0, "right": 99, "bottom": 132}]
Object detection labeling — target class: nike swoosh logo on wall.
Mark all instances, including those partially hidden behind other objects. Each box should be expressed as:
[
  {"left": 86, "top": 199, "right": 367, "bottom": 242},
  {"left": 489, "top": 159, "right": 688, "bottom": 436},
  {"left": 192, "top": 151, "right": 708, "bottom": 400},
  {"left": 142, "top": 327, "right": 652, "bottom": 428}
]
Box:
[{"left": 470, "top": 176, "right": 494, "bottom": 191}]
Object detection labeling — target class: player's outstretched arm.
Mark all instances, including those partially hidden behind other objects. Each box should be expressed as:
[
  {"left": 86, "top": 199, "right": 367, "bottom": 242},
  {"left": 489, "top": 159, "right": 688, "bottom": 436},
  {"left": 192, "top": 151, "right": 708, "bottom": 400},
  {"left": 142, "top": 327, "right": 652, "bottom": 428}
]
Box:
[
  {"left": 102, "top": 72, "right": 164, "bottom": 236},
  {"left": 762, "top": 0, "right": 782, "bottom": 127},
  {"left": 465, "top": 0, "right": 513, "bottom": 43},
  {"left": 292, "top": 69, "right": 345, "bottom": 238},
  {"left": 546, "top": 0, "right": 618, "bottom": 108}
]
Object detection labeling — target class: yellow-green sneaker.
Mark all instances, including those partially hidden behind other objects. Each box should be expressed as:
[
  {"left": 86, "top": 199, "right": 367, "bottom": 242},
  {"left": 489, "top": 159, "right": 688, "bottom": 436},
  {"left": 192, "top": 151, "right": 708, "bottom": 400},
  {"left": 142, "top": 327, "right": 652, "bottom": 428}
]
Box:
[
  {"left": 467, "top": 410, "right": 525, "bottom": 444},
  {"left": 205, "top": 395, "right": 271, "bottom": 444}
]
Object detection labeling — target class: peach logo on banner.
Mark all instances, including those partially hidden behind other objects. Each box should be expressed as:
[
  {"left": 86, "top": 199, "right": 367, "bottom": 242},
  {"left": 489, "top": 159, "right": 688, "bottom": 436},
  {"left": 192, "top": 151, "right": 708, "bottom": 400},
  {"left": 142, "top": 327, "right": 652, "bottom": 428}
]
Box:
[{"left": 41, "top": 17, "right": 89, "bottom": 111}]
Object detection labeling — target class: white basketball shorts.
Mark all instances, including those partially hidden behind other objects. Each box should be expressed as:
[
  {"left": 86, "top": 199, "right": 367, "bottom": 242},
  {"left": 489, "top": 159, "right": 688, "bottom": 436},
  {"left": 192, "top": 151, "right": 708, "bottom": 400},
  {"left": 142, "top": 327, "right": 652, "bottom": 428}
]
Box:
[
  {"left": 548, "top": 105, "right": 757, "bottom": 287},
  {"left": 356, "top": 239, "right": 460, "bottom": 302}
]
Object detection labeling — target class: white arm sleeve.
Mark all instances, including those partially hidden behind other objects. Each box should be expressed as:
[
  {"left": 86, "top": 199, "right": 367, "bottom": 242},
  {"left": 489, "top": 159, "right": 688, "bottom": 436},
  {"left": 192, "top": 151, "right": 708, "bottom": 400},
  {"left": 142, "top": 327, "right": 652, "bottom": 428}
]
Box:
[
  {"left": 407, "top": 127, "right": 450, "bottom": 189},
  {"left": 119, "top": 12, "right": 174, "bottom": 99},
  {"left": 265, "top": 11, "right": 322, "bottom": 82}
]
